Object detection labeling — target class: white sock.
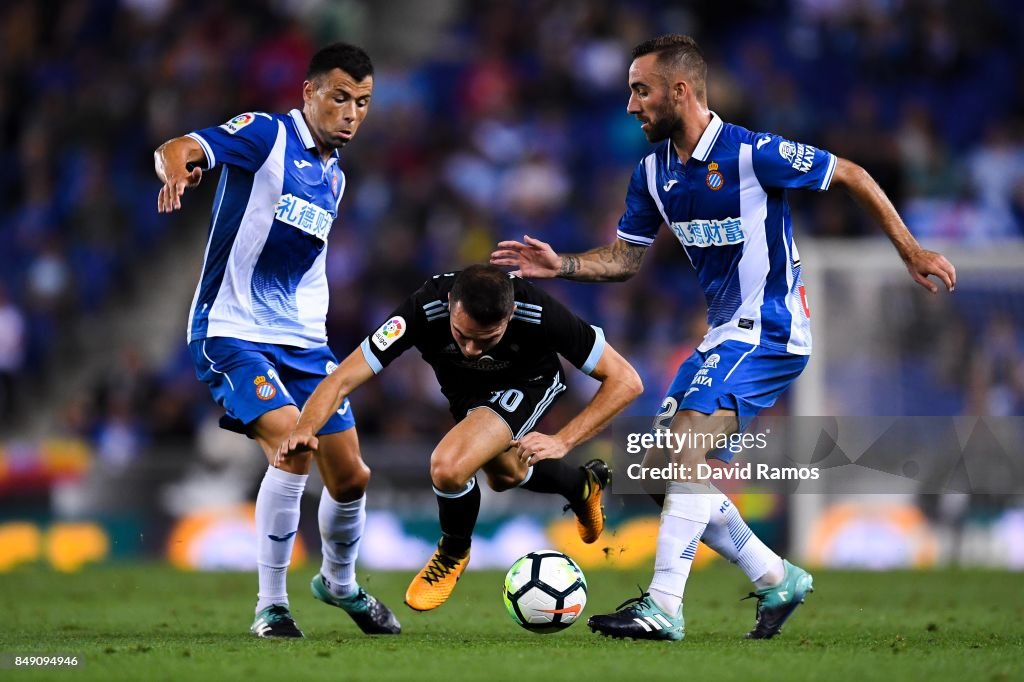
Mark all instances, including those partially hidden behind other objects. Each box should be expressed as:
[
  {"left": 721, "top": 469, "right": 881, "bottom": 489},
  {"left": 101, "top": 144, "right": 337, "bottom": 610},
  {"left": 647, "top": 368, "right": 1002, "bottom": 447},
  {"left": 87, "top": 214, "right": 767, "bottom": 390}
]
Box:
[
  {"left": 648, "top": 481, "right": 712, "bottom": 615},
  {"left": 318, "top": 488, "right": 365, "bottom": 598},
  {"left": 701, "top": 489, "right": 785, "bottom": 589},
  {"left": 255, "top": 466, "right": 307, "bottom": 613}
]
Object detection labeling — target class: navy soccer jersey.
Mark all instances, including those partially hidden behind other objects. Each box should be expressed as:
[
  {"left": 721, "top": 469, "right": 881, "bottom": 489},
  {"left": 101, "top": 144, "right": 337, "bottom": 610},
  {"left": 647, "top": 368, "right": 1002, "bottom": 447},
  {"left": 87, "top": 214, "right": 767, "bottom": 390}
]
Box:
[
  {"left": 616, "top": 113, "right": 837, "bottom": 355},
  {"left": 359, "top": 273, "right": 607, "bottom": 401},
  {"left": 185, "top": 110, "right": 347, "bottom": 347}
]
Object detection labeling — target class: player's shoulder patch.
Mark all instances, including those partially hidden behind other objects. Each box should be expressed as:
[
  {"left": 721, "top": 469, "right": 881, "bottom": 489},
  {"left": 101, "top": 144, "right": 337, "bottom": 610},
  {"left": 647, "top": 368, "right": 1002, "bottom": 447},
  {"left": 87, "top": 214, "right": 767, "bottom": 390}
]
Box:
[
  {"left": 777, "top": 139, "right": 817, "bottom": 173},
  {"left": 372, "top": 316, "right": 406, "bottom": 351},
  {"left": 220, "top": 112, "right": 271, "bottom": 135}
]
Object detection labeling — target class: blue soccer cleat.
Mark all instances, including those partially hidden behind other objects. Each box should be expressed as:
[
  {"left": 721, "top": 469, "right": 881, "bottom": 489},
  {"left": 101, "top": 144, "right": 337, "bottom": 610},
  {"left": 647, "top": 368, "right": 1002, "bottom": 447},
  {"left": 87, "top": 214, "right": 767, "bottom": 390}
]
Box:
[
  {"left": 250, "top": 604, "right": 303, "bottom": 638},
  {"left": 744, "top": 559, "right": 814, "bottom": 639},
  {"left": 311, "top": 574, "right": 401, "bottom": 635},
  {"left": 588, "top": 590, "right": 684, "bottom": 641}
]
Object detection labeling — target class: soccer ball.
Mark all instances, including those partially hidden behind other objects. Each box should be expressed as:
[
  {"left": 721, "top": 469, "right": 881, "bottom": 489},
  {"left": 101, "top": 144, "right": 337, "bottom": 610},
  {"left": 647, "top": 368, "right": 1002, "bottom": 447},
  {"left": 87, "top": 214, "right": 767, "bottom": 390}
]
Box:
[{"left": 503, "top": 550, "right": 587, "bottom": 633}]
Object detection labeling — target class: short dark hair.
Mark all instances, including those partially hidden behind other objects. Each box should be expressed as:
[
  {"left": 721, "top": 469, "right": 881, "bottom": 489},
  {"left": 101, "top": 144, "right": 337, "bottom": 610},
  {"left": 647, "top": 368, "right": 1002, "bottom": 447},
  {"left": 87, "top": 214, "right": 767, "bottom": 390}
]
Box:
[
  {"left": 307, "top": 43, "right": 374, "bottom": 81},
  {"left": 632, "top": 34, "right": 707, "bottom": 102},
  {"left": 450, "top": 265, "right": 515, "bottom": 326}
]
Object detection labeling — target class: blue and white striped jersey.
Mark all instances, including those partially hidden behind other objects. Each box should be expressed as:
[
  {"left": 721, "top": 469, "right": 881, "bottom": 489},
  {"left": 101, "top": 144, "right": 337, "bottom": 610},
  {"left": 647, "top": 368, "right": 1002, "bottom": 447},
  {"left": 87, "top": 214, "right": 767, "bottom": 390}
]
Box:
[
  {"left": 185, "top": 110, "right": 347, "bottom": 347},
  {"left": 616, "top": 113, "right": 837, "bottom": 355}
]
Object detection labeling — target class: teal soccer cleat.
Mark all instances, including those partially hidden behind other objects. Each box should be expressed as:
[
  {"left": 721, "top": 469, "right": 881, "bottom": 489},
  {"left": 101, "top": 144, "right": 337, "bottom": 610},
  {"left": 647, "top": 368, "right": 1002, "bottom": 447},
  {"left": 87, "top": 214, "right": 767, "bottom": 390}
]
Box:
[
  {"left": 588, "top": 590, "right": 684, "bottom": 641},
  {"left": 745, "top": 560, "right": 814, "bottom": 639},
  {"left": 311, "top": 574, "right": 401, "bottom": 635},
  {"left": 250, "top": 604, "right": 303, "bottom": 638}
]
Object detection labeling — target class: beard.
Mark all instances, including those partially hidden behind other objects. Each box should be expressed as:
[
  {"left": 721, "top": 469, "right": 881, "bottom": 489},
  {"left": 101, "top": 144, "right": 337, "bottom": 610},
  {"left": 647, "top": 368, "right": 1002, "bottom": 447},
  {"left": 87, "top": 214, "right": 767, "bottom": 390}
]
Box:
[{"left": 642, "top": 107, "right": 682, "bottom": 143}]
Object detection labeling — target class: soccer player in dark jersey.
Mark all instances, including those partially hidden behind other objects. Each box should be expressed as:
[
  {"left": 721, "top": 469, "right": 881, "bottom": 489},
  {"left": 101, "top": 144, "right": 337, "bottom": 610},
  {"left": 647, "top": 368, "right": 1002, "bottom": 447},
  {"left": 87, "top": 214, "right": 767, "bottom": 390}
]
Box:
[
  {"left": 276, "top": 265, "right": 643, "bottom": 611},
  {"left": 492, "top": 35, "right": 956, "bottom": 641},
  {"left": 155, "top": 43, "right": 399, "bottom": 638}
]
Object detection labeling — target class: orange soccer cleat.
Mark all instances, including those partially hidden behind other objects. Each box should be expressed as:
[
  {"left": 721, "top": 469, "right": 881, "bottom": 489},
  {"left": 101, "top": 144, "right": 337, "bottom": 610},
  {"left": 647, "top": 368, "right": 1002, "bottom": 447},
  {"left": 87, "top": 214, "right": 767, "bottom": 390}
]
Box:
[
  {"left": 404, "top": 544, "right": 470, "bottom": 611},
  {"left": 568, "top": 459, "right": 611, "bottom": 544}
]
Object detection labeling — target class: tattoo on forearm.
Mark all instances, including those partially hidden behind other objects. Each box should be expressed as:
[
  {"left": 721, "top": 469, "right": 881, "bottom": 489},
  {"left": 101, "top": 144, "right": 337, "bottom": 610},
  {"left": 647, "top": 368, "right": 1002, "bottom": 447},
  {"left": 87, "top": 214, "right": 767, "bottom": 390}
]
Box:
[
  {"left": 617, "top": 241, "right": 645, "bottom": 273},
  {"left": 559, "top": 241, "right": 646, "bottom": 282},
  {"left": 560, "top": 255, "right": 580, "bottom": 276}
]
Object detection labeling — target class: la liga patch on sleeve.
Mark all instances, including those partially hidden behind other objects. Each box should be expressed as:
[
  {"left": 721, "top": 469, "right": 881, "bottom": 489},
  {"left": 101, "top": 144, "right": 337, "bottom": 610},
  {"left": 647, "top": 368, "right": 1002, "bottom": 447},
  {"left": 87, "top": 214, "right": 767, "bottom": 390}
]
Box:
[
  {"left": 372, "top": 316, "right": 406, "bottom": 351},
  {"left": 220, "top": 113, "right": 255, "bottom": 135}
]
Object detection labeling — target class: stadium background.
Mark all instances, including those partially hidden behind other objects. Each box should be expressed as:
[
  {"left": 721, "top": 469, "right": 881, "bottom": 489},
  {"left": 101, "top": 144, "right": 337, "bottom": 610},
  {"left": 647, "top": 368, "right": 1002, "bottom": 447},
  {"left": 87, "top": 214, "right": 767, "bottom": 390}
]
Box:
[{"left": 0, "top": 0, "right": 1022, "bottom": 581}]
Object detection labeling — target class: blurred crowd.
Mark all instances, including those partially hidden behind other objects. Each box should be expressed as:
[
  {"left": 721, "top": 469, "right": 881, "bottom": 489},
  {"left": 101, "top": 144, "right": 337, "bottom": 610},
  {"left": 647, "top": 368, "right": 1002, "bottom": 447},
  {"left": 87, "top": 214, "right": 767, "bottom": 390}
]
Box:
[{"left": 1, "top": 0, "right": 1022, "bottom": 464}]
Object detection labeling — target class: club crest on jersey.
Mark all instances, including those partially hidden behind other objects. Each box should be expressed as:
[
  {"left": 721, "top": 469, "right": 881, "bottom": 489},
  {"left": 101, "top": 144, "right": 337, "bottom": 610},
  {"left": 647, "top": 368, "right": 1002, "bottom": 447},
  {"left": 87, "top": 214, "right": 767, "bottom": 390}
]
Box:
[
  {"left": 254, "top": 375, "right": 277, "bottom": 401},
  {"left": 221, "top": 113, "right": 255, "bottom": 135},
  {"left": 705, "top": 161, "right": 724, "bottom": 190},
  {"left": 668, "top": 217, "right": 745, "bottom": 248},
  {"left": 372, "top": 316, "right": 406, "bottom": 351}
]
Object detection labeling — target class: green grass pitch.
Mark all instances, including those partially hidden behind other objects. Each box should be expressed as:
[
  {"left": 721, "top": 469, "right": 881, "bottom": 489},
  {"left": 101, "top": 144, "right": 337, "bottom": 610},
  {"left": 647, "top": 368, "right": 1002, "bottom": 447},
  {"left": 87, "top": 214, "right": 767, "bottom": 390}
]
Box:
[{"left": 2, "top": 564, "right": 1021, "bottom": 681}]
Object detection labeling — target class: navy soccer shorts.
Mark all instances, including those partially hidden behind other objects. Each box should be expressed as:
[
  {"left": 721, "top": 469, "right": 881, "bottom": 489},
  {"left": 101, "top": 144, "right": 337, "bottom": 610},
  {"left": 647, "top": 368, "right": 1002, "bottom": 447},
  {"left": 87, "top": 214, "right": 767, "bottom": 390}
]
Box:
[{"left": 448, "top": 371, "right": 567, "bottom": 441}]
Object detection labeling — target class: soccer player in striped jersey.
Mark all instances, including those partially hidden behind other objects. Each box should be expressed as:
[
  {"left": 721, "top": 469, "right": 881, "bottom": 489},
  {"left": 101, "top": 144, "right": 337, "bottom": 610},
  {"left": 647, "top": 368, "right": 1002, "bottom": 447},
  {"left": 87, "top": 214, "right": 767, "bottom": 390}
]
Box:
[
  {"left": 154, "top": 43, "right": 400, "bottom": 638},
  {"left": 492, "top": 34, "right": 956, "bottom": 641},
  {"left": 276, "top": 265, "right": 643, "bottom": 612}
]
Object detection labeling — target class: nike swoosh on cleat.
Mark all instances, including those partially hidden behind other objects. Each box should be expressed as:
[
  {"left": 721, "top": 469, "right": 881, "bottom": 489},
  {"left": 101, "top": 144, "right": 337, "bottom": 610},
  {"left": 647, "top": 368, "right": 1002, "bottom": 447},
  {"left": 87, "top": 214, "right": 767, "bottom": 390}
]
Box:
[
  {"left": 337, "top": 536, "right": 361, "bottom": 548},
  {"left": 268, "top": 531, "right": 298, "bottom": 542},
  {"left": 538, "top": 604, "right": 583, "bottom": 616}
]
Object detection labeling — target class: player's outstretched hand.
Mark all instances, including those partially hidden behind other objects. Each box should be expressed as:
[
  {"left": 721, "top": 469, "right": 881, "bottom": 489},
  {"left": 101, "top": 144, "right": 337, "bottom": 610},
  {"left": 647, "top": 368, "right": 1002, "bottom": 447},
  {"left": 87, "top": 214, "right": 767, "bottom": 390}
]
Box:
[
  {"left": 275, "top": 432, "right": 319, "bottom": 466},
  {"left": 156, "top": 165, "right": 202, "bottom": 213},
  {"left": 905, "top": 248, "right": 956, "bottom": 294},
  {"left": 513, "top": 432, "right": 569, "bottom": 465},
  {"left": 490, "top": 235, "right": 562, "bottom": 279}
]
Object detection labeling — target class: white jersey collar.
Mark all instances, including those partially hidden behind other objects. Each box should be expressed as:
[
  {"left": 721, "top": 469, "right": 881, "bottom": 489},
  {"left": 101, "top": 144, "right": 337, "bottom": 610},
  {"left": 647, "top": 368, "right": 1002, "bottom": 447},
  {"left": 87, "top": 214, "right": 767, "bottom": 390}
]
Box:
[
  {"left": 690, "top": 111, "right": 724, "bottom": 163},
  {"left": 289, "top": 109, "right": 317, "bottom": 149},
  {"left": 289, "top": 109, "right": 342, "bottom": 160}
]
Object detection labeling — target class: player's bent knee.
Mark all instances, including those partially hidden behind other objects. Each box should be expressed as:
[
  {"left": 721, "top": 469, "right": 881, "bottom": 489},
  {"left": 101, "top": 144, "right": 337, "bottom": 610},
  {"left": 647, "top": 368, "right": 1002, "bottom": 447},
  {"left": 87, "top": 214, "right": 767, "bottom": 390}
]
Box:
[
  {"left": 430, "top": 459, "right": 471, "bottom": 494},
  {"left": 324, "top": 462, "right": 370, "bottom": 502}
]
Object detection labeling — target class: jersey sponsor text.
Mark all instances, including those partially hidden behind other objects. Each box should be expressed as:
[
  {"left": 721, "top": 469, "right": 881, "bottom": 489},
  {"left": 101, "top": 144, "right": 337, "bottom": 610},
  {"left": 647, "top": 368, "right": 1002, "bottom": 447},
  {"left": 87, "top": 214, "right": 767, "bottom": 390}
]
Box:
[{"left": 668, "top": 217, "right": 745, "bottom": 248}]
